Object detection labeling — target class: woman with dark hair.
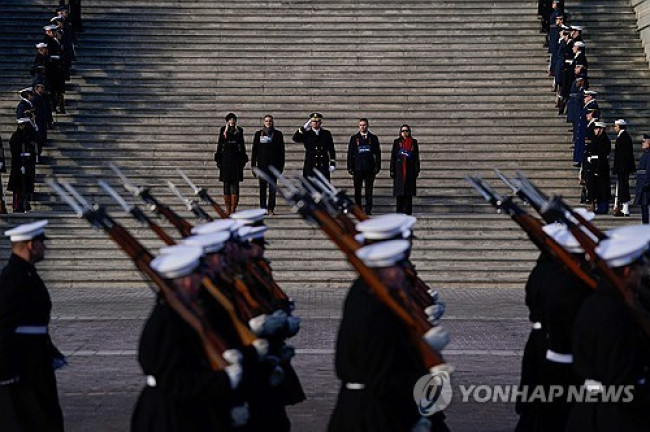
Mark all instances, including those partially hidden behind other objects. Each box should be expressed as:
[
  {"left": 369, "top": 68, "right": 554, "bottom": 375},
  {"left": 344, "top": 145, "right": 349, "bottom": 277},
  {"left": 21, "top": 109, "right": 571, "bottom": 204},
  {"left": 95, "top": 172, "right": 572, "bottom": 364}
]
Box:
[
  {"left": 390, "top": 125, "right": 420, "bottom": 215},
  {"left": 216, "top": 113, "right": 248, "bottom": 215}
]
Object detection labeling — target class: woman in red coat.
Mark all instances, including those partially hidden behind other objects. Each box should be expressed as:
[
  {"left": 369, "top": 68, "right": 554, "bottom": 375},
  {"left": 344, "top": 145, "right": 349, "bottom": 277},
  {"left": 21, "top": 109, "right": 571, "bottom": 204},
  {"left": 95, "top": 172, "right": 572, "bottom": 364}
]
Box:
[{"left": 390, "top": 125, "right": 420, "bottom": 215}]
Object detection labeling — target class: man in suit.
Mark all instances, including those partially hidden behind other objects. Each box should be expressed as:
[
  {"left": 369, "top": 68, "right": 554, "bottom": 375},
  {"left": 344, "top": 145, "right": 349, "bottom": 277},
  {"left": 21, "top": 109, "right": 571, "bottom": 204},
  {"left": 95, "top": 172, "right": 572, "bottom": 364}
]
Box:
[
  {"left": 252, "top": 115, "right": 285, "bottom": 215},
  {"left": 347, "top": 118, "right": 381, "bottom": 215}
]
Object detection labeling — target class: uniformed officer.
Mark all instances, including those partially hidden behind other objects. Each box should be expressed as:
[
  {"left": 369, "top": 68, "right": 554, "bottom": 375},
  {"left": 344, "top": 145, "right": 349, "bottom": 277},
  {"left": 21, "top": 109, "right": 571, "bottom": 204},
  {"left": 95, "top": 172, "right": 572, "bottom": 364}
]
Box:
[
  {"left": 7, "top": 118, "right": 38, "bottom": 213},
  {"left": 567, "top": 228, "right": 650, "bottom": 431},
  {"left": 634, "top": 134, "right": 650, "bottom": 223},
  {"left": 32, "top": 82, "right": 52, "bottom": 160},
  {"left": 292, "top": 112, "right": 336, "bottom": 181},
  {"left": 0, "top": 135, "right": 7, "bottom": 214},
  {"left": 590, "top": 122, "right": 612, "bottom": 214},
  {"left": 329, "top": 239, "right": 450, "bottom": 432},
  {"left": 347, "top": 118, "right": 381, "bottom": 215},
  {"left": 0, "top": 220, "right": 66, "bottom": 432},
  {"left": 16, "top": 88, "right": 35, "bottom": 120},
  {"left": 131, "top": 246, "right": 249, "bottom": 432},
  {"left": 612, "top": 119, "right": 636, "bottom": 217}
]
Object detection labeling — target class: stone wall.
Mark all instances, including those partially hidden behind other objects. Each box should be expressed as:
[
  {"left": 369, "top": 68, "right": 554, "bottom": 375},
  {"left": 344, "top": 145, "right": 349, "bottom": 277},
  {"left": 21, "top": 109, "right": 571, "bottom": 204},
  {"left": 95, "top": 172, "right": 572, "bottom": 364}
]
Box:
[{"left": 632, "top": 0, "right": 650, "bottom": 64}]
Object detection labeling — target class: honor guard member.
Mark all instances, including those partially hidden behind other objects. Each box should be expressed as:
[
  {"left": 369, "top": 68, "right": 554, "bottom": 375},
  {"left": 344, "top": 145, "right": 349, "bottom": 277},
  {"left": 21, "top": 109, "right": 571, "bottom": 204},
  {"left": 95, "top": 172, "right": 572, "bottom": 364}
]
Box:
[
  {"left": 16, "top": 88, "right": 35, "bottom": 120},
  {"left": 634, "top": 134, "right": 650, "bottom": 223},
  {"left": 131, "top": 246, "right": 250, "bottom": 432},
  {"left": 390, "top": 125, "right": 420, "bottom": 215},
  {"left": 8, "top": 118, "right": 38, "bottom": 213},
  {"left": 0, "top": 220, "right": 66, "bottom": 432},
  {"left": 292, "top": 112, "right": 336, "bottom": 181},
  {"left": 590, "top": 122, "right": 612, "bottom": 214},
  {"left": 251, "top": 115, "right": 285, "bottom": 215},
  {"left": 567, "top": 228, "right": 650, "bottom": 432},
  {"left": 329, "top": 239, "right": 450, "bottom": 432},
  {"left": 216, "top": 113, "right": 248, "bottom": 215},
  {"left": 32, "top": 82, "right": 52, "bottom": 159},
  {"left": 0, "top": 135, "right": 7, "bottom": 213},
  {"left": 612, "top": 119, "right": 636, "bottom": 217},
  {"left": 347, "top": 118, "right": 381, "bottom": 215}
]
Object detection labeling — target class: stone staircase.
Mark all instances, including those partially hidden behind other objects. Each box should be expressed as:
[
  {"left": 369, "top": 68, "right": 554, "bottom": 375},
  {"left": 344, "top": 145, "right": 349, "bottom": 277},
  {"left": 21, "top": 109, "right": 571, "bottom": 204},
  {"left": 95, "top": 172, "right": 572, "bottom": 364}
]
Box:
[{"left": 1, "top": 1, "right": 650, "bottom": 430}]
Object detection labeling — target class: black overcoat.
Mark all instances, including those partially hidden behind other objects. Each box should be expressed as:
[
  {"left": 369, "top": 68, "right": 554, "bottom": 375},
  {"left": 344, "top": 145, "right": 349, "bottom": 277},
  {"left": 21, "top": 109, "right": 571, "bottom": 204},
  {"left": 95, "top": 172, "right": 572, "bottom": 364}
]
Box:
[
  {"left": 390, "top": 138, "right": 420, "bottom": 197},
  {"left": 634, "top": 150, "right": 650, "bottom": 206},
  {"left": 216, "top": 126, "right": 248, "bottom": 183},
  {"left": 0, "top": 254, "right": 64, "bottom": 432},
  {"left": 251, "top": 129, "right": 285, "bottom": 176},
  {"left": 292, "top": 128, "right": 336, "bottom": 180},
  {"left": 7, "top": 127, "right": 37, "bottom": 193},
  {"left": 347, "top": 132, "right": 381, "bottom": 174}
]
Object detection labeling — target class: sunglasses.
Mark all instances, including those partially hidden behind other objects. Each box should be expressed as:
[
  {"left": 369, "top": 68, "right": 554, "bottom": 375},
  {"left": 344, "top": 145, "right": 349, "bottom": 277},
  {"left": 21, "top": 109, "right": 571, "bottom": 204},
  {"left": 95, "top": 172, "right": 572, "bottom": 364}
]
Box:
[{"left": 401, "top": 129, "right": 410, "bottom": 133}]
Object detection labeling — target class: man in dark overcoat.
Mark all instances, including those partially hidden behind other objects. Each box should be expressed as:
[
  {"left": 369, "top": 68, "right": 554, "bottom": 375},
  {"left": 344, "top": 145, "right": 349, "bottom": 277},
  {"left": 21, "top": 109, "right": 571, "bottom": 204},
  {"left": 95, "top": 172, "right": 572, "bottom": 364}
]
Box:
[
  {"left": 252, "top": 114, "right": 285, "bottom": 215},
  {"left": 634, "top": 134, "right": 650, "bottom": 223},
  {"left": 216, "top": 112, "right": 248, "bottom": 215},
  {"left": 292, "top": 112, "right": 336, "bottom": 181},
  {"left": 390, "top": 125, "right": 420, "bottom": 215},
  {"left": 585, "top": 122, "right": 611, "bottom": 214},
  {"left": 8, "top": 119, "right": 38, "bottom": 213},
  {"left": 32, "top": 82, "right": 52, "bottom": 160},
  {"left": 0, "top": 220, "right": 66, "bottom": 432},
  {"left": 612, "top": 119, "right": 636, "bottom": 217},
  {"left": 0, "top": 135, "right": 6, "bottom": 214},
  {"left": 347, "top": 118, "right": 381, "bottom": 215}
]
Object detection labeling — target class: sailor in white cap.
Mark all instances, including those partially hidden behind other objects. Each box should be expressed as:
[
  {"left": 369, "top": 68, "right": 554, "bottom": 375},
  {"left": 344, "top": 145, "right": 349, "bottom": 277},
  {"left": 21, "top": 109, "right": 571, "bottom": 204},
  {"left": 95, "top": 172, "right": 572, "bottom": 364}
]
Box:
[
  {"left": 567, "top": 233, "right": 650, "bottom": 432},
  {"left": 0, "top": 220, "right": 66, "bottom": 431},
  {"left": 7, "top": 115, "right": 38, "bottom": 212},
  {"left": 634, "top": 134, "right": 650, "bottom": 223},
  {"left": 292, "top": 112, "right": 337, "bottom": 181},
  {"left": 230, "top": 208, "right": 267, "bottom": 227},
  {"left": 329, "top": 239, "right": 450, "bottom": 432},
  {"left": 612, "top": 119, "right": 635, "bottom": 217},
  {"left": 132, "top": 245, "right": 250, "bottom": 431},
  {"left": 584, "top": 121, "right": 611, "bottom": 214}
]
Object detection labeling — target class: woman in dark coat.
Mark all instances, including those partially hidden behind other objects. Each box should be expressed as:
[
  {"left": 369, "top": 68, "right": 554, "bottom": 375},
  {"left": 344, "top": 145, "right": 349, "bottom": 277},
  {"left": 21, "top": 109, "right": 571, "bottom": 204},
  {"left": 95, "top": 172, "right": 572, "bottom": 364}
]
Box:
[
  {"left": 216, "top": 113, "right": 248, "bottom": 215},
  {"left": 8, "top": 120, "right": 38, "bottom": 213},
  {"left": 390, "top": 125, "right": 420, "bottom": 215},
  {"left": 251, "top": 115, "right": 285, "bottom": 215}
]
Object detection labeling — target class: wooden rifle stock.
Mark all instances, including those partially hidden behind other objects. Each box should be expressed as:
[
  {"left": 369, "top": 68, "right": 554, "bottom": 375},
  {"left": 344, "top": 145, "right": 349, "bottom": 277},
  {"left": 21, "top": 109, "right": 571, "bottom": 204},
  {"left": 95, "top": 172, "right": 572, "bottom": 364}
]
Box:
[
  {"left": 197, "top": 189, "right": 228, "bottom": 219},
  {"left": 202, "top": 279, "right": 257, "bottom": 345},
  {"left": 248, "top": 261, "right": 291, "bottom": 304}
]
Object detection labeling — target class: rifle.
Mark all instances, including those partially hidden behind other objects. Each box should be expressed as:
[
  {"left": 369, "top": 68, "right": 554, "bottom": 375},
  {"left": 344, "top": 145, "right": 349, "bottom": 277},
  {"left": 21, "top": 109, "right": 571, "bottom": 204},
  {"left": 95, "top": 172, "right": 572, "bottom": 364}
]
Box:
[
  {"left": 167, "top": 180, "right": 213, "bottom": 222},
  {"left": 47, "top": 178, "right": 230, "bottom": 370},
  {"left": 260, "top": 167, "right": 448, "bottom": 371},
  {"left": 466, "top": 175, "right": 597, "bottom": 290},
  {"left": 97, "top": 180, "right": 258, "bottom": 345},
  {"left": 98, "top": 180, "right": 176, "bottom": 246},
  {"left": 109, "top": 163, "right": 194, "bottom": 237},
  {"left": 495, "top": 169, "right": 607, "bottom": 242},
  {"left": 177, "top": 169, "right": 228, "bottom": 219}
]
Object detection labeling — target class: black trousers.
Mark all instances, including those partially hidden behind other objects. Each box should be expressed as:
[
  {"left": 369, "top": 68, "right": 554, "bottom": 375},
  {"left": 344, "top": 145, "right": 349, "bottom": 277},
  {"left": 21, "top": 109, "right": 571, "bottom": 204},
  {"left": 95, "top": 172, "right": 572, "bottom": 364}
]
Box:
[
  {"left": 353, "top": 172, "right": 375, "bottom": 213},
  {"left": 222, "top": 181, "right": 239, "bottom": 195},
  {"left": 259, "top": 178, "right": 277, "bottom": 210},
  {"left": 642, "top": 204, "right": 650, "bottom": 224},
  {"left": 396, "top": 196, "right": 412, "bottom": 215},
  {"left": 615, "top": 174, "right": 631, "bottom": 203}
]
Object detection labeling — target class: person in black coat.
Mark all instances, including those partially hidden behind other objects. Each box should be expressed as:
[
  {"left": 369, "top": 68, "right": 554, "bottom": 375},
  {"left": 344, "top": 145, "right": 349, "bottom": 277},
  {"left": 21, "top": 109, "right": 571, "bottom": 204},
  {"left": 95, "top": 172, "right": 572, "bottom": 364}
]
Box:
[
  {"left": 251, "top": 115, "right": 285, "bottom": 215},
  {"left": 0, "top": 135, "right": 7, "bottom": 214},
  {"left": 584, "top": 122, "right": 611, "bottom": 214},
  {"left": 347, "top": 118, "right": 381, "bottom": 215},
  {"left": 634, "top": 134, "right": 650, "bottom": 223},
  {"left": 390, "top": 125, "right": 420, "bottom": 215},
  {"left": 132, "top": 247, "right": 249, "bottom": 432},
  {"left": 0, "top": 220, "right": 66, "bottom": 432},
  {"left": 7, "top": 119, "right": 38, "bottom": 213},
  {"left": 328, "top": 240, "right": 450, "bottom": 432},
  {"left": 567, "top": 233, "right": 650, "bottom": 432},
  {"left": 612, "top": 119, "right": 636, "bottom": 216},
  {"left": 216, "top": 113, "right": 248, "bottom": 215},
  {"left": 292, "top": 112, "right": 336, "bottom": 181},
  {"left": 32, "top": 83, "right": 52, "bottom": 159}
]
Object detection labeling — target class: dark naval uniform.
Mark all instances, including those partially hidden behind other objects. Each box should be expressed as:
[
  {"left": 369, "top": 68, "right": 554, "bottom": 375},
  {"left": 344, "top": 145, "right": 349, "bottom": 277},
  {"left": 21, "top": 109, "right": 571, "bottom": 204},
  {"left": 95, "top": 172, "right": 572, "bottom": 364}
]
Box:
[
  {"left": 347, "top": 131, "right": 381, "bottom": 214},
  {"left": 131, "top": 299, "right": 243, "bottom": 432},
  {"left": 7, "top": 124, "right": 38, "bottom": 212},
  {"left": 612, "top": 129, "right": 636, "bottom": 205},
  {"left": 0, "top": 253, "right": 65, "bottom": 432},
  {"left": 567, "top": 282, "right": 650, "bottom": 432},
  {"left": 292, "top": 127, "right": 336, "bottom": 180},
  {"left": 634, "top": 147, "right": 650, "bottom": 223},
  {"left": 328, "top": 278, "right": 448, "bottom": 432}
]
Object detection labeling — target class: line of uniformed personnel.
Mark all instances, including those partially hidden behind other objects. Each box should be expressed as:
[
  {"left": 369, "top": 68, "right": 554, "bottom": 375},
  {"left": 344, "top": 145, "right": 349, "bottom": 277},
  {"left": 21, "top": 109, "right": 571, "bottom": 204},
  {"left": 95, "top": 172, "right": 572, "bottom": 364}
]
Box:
[
  {"left": 215, "top": 111, "right": 421, "bottom": 216},
  {"left": 542, "top": 1, "right": 645, "bottom": 218},
  {"left": 1, "top": 4, "right": 80, "bottom": 214}
]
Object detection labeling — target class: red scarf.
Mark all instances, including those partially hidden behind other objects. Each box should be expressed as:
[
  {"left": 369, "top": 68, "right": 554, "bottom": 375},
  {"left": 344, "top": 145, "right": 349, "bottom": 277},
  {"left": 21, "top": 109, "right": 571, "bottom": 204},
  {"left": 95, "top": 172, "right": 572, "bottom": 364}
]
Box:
[{"left": 400, "top": 138, "right": 413, "bottom": 179}]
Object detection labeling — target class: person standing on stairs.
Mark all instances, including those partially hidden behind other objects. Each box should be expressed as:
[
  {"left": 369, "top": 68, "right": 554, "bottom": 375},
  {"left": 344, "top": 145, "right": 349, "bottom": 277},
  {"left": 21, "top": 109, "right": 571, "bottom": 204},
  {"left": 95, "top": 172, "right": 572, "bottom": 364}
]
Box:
[
  {"left": 390, "top": 125, "right": 420, "bottom": 215},
  {"left": 251, "top": 115, "right": 285, "bottom": 215},
  {"left": 634, "top": 134, "right": 650, "bottom": 224},
  {"left": 8, "top": 118, "right": 38, "bottom": 213},
  {"left": 292, "top": 112, "right": 337, "bottom": 181},
  {"left": 347, "top": 118, "right": 381, "bottom": 216},
  {"left": 216, "top": 113, "right": 248, "bottom": 215},
  {"left": 612, "top": 119, "right": 636, "bottom": 217}
]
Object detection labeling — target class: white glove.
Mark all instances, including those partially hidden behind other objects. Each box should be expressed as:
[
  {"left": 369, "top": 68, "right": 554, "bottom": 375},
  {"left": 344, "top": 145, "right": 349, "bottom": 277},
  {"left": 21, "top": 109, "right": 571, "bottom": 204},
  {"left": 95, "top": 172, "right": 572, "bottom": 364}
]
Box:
[
  {"left": 249, "top": 312, "right": 287, "bottom": 337},
  {"left": 225, "top": 363, "right": 243, "bottom": 389},
  {"left": 428, "top": 290, "right": 440, "bottom": 303},
  {"left": 20, "top": 166, "right": 25, "bottom": 174},
  {"left": 424, "top": 326, "right": 450, "bottom": 352},
  {"left": 252, "top": 339, "right": 269, "bottom": 360},
  {"left": 286, "top": 315, "right": 301, "bottom": 337},
  {"left": 248, "top": 314, "right": 269, "bottom": 336},
  {"left": 329, "top": 165, "right": 336, "bottom": 173},
  {"left": 222, "top": 349, "right": 243, "bottom": 365},
  {"left": 0, "top": 162, "right": 4, "bottom": 170},
  {"left": 303, "top": 120, "right": 311, "bottom": 131}
]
